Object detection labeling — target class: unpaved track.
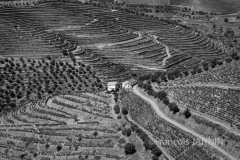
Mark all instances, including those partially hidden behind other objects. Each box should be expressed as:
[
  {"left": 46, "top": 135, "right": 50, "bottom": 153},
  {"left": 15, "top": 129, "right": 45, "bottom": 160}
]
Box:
[
  {"left": 152, "top": 83, "right": 240, "bottom": 136},
  {"left": 133, "top": 86, "right": 237, "bottom": 160},
  {"left": 157, "top": 83, "right": 240, "bottom": 90}
]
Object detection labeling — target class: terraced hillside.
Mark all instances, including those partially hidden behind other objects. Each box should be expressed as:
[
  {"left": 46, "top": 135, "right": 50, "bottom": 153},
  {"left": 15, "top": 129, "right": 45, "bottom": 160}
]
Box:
[
  {"left": 53, "top": 1, "right": 232, "bottom": 70},
  {"left": 0, "top": 0, "right": 236, "bottom": 83},
  {"left": 0, "top": 22, "right": 63, "bottom": 59},
  {"left": 0, "top": 92, "right": 158, "bottom": 160},
  {"left": 120, "top": 91, "right": 231, "bottom": 160},
  {"left": 0, "top": 1, "right": 240, "bottom": 160},
  {"left": 156, "top": 60, "right": 240, "bottom": 131}
]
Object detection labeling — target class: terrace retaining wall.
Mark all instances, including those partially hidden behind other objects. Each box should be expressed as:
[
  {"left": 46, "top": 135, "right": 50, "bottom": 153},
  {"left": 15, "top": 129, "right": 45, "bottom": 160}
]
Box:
[{"left": 0, "top": 0, "right": 85, "bottom": 6}]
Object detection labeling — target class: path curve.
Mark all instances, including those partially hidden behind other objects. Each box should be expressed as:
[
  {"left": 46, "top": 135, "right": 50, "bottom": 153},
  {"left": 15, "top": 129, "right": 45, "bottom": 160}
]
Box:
[
  {"left": 162, "top": 45, "right": 171, "bottom": 67},
  {"left": 133, "top": 86, "right": 237, "bottom": 160},
  {"left": 148, "top": 34, "right": 171, "bottom": 67},
  {"left": 152, "top": 83, "right": 240, "bottom": 136}
]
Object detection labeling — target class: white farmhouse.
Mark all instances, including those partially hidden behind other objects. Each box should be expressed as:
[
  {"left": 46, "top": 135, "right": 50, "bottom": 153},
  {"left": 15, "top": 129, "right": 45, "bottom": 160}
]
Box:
[
  {"left": 122, "top": 81, "right": 131, "bottom": 90},
  {"left": 122, "top": 78, "right": 137, "bottom": 90},
  {"left": 107, "top": 82, "right": 118, "bottom": 91}
]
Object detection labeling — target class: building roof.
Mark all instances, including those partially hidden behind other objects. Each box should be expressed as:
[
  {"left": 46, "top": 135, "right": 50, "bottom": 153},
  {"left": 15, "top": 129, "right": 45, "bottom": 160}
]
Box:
[
  {"left": 228, "top": 17, "right": 237, "bottom": 22},
  {"left": 125, "top": 78, "right": 137, "bottom": 86},
  {"left": 108, "top": 82, "right": 118, "bottom": 86},
  {"left": 122, "top": 81, "right": 129, "bottom": 85}
]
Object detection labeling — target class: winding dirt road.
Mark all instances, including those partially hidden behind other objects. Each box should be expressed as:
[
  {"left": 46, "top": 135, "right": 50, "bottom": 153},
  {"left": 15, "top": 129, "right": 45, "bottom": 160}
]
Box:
[{"left": 133, "top": 86, "right": 237, "bottom": 160}]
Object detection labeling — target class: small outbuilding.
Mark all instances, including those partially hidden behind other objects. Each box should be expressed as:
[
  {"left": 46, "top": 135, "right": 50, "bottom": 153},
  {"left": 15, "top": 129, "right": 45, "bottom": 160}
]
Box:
[
  {"left": 122, "top": 78, "right": 137, "bottom": 90},
  {"left": 228, "top": 17, "right": 237, "bottom": 23},
  {"left": 107, "top": 82, "right": 118, "bottom": 91}
]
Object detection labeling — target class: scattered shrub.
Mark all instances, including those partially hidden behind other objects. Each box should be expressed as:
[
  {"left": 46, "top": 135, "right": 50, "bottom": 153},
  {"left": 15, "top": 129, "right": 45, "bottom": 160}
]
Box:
[
  {"left": 184, "top": 108, "right": 191, "bottom": 118},
  {"left": 162, "top": 97, "right": 169, "bottom": 105},
  {"left": 56, "top": 145, "right": 62, "bottom": 151},
  {"left": 152, "top": 155, "right": 159, "bottom": 160},
  {"left": 122, "top": 108, "right": 128, "bottom": 115},
  {"left": 168, "top": 102, "right": 180, "bottom": 114},
  {"left": 124, "top": 143, "right": 136, "bottom": 155},
  {"left": 151, "top": 146, "right": 162, "bottom": 157},
  {"left": 45, "top": 144, "right": 50, "bottom": 149},
  {"left": 122, "top": 128, "right": 131, "bottom": 137},
  {"left": 93, "top": 131, "right": 98, "bottom": 137},
  {"left": 114, "top": 105, "right": 120, "bottom": 114},
  {"left": 119, "top": 138, "right": 126, "bottom": 144},
  {"left": 117, "top": 115, "right": 122, "bottom": 119}
]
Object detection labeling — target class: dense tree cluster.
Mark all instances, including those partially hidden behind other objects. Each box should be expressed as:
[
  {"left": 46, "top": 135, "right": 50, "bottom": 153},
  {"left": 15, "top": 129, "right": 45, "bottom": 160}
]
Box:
[
  {"left": 137, "top": 54, "right": 239, "bottom": 85},
  {"left": 124, "top": 143, "right": 136, "bottom": 155},
  {"left": 0, "top": 57, "right": 103, "bottom": 113},
  {"left": 139, "top": 82, "right": 180, "bottom": 115}
]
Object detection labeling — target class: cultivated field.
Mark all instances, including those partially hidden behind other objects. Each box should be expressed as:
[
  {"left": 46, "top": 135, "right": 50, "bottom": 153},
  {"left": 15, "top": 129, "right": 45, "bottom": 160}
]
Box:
[
  {"left": 119, "top": 91, "right": 231, "bottom": 160},
  {"left": 0, "top": 92, "right": 157, "bottom": 160},
  {"left": 0, "top": 1, "right": 235, "bottom": 78},
  {"left": 0, "top": 1, "right": 239, "bottom": 160},
  {"left": 154, "top": 58, "right": 240, "bottom": 124}
]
